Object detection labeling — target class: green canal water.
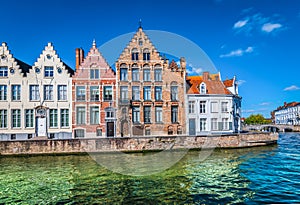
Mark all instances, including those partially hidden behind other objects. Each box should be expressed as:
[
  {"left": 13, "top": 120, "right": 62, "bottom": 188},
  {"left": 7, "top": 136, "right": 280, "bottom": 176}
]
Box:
[{"left": 0, "top": 133, "right": 299, "bottom": 204}]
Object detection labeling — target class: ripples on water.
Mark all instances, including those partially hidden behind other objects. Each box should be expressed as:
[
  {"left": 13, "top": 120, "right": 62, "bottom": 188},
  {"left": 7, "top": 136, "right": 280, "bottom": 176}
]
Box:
[{"left": 0, "top": 133, "right": 299, "bottom": 204}]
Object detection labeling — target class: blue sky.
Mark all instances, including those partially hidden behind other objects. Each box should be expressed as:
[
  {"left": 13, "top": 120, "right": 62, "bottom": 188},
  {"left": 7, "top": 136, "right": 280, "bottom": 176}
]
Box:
[{"left": 1, "top": 0, "right": 300, "bottom": 118}]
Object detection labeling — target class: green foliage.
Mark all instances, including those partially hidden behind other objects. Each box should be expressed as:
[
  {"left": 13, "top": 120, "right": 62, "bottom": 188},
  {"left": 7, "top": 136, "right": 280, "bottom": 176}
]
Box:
[{"left": 244, "top": 114, "right": 270, "bottom": 125}]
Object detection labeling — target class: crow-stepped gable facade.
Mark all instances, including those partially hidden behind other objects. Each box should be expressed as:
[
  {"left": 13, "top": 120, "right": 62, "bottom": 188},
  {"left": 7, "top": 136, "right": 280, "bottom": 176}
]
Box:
[
  {"left": 72, "top": 40, "right": 116, "bottom": 138},
  {"left": 0, "top": 42, "right": 74, "bottom": 140},
  {"left": 115, "top": 26, "right": 186, "bottom": 137}
]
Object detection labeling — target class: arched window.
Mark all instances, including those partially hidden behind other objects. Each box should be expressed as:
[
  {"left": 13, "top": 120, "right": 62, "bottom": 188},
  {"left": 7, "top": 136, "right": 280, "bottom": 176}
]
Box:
[
  {"left": 143, "top": 64, "right": 150, "bottom": 81},
  {"left": 143, "top": 48, "right": 150, "bottom": 61},
  {"left": 154, "top": 64, "right": 162, "bottom": 81},
  {"left": 131, "top": 48, "right": 139, "bottom": 61},
  {"left": 120, "top": 64, "right": 128, "bottom": 81},
  {"left": 200, "top": 82, "right": 206, "bottom": 94}
]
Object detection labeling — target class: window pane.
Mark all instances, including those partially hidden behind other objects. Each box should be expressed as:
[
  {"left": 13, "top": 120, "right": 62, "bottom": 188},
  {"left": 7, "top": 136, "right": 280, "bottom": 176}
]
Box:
[
  {"left": 200, "top": 101, "right": 206, "bottom": 113},
  {"left": 120, "top": 86, "right": 128, "bottom": 102},
  {"left": 155, "top": 86, "right": 162, "bottom": 101},
  {"left": 25, "top": 109, "right": 34, "bottom": 128},
  {"left": 154, "top": 69, "right": 162, "bottom": 81},
  {"left": 0, "top": 67, "right": 8, "bottom": 77},
  {"left": 76, "top": 107, "right": 86, "bottom": 125},
  {"left": 60, "top": 109, "right": 69, "bottom": 127},
  {"left": 143, "top": 86, "right": 151, "bottom": 101},
  {"left": 171, "top": 106, "right": 178, "bottom": 123},
  {"left": 12, "top": 85, "right": 21, "bottom": 101},
  {"left": 90, "top": 86, "right": 99, "bottom": 101},
  {"left": 143, "top": 69, "right": 151, "bottom": 81},
  {"left": 12, "top": 109, "right": 21, "bottom": 128},
  {"left": 90, "top": 106, "right": 99, "bottom": 124},
  {"left": 132, "top": 68, "right": 139, "bottom": 81},
  {"left": 132, "top": 106, "right": 140, "bottom": 123},
  {"left": 103, "top": 86, "right": 113, "bottom": 101},
  {"left": 155, "top": 107, "right": 162, "bottom": 123},
  {"left": 0, "top": 109, "right": 7, "bottom": 128},
  {"left": 44, "top": 85, "right": 53, "bottom": 101},
  {"left": 132, "top": 86, "right": 140, "bottom": 101},
  {"left": 58, "top": 85, "right": 67, "bottom": 101},
  {"left": 50, "top": 109, "right": 58, "bottom": 127},
  {"left": 0, "top": 85, "right": 7, "bottom": 101},
  {"left": 44, "top": 66, "right": 54, "bottom": 77},
  {"left": 171, "top": 86, "right": 178, "bottom": 101},
  {"left": 76, "top": 86, "right": 85, "bottom": 101},
  {"left": 144, "top": 106, "right": 151, "bottom": 123},
  {"left": 120, "top": 68, "right": 128, "bottom": 81}
]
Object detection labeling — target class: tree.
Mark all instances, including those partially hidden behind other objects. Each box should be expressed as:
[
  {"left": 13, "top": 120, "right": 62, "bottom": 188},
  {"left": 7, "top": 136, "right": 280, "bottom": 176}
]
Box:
[{"left": 244, "top": 114, "right": 270, "bottom": 125}]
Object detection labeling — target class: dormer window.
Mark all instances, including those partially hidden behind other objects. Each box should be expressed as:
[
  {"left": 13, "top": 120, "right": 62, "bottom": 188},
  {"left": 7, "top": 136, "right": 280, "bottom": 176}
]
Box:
[
  {"left": 200, "top": 82, "right": 206, "bottom": 94},
  {"left": 131, "top": 48, "right": 139, "bottom": 61}
]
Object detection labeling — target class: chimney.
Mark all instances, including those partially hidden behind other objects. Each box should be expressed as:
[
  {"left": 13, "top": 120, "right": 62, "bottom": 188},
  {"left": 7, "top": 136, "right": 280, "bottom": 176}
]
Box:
[
  {"left": 203, "top": 71, "right": 209, "bottom": 81},
  {"left": 75, "top": 48, "right": 84, "bottom": 69}
]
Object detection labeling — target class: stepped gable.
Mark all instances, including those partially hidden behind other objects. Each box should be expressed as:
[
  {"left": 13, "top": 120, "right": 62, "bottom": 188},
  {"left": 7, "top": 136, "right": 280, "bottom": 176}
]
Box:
[
  {"left": 76, "top": 40, "right": 115, "bottom": 78},
  {"left": 0, "top": 42, "right": 31, "bottom": 77},
  {"left": 32, "top": 42, "right": 74, "bottom": 76},
  {"left": 169, "top": 60, "right": 180, "bottom": 71},
  {"left": 117, "top": 27, "right": 163, "bottom": 62},
  {"left": 187, "top": 72, "right": 232, "bottom": 95}
]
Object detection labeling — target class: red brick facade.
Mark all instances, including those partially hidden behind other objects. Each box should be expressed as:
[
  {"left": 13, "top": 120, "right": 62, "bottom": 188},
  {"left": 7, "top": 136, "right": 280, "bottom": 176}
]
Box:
[{"left": 72, "top": 41, "right": 116, "bottom": 138}]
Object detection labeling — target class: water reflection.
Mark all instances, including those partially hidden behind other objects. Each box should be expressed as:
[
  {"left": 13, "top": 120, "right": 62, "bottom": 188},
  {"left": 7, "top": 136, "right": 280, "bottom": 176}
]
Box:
[{"left": 0, "top": 138, "right": 295, "bottom": 204}]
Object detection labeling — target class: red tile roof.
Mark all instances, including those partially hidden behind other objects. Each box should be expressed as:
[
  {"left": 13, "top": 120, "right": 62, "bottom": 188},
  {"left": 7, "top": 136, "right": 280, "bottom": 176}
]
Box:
[
  {"left": 187, "top": 73, "right": 232, "bottom": 95},
  {"left": 223, "top": 78, "right": 234, "bottom": 87}
]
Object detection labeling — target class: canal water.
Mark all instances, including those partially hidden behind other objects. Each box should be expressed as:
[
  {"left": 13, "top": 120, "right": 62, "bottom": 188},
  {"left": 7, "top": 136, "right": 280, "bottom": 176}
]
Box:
[{"left": 0, "top": 133, "right": 299, "bottom": 204}]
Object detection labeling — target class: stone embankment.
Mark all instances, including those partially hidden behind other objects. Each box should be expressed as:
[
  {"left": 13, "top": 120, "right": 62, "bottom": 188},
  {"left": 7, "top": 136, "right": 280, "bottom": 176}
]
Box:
[{"left": 0, "top": 132, "right": 278, "bottom": 156}]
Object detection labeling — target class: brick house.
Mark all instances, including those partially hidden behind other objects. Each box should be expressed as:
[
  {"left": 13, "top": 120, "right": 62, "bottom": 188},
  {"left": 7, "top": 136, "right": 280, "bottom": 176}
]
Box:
[
  {"left": 115, "top": 26, "right": 186, "bottom": 137},
  {"left": 72, "top": 41, "right": 116, "bottom": 138}
]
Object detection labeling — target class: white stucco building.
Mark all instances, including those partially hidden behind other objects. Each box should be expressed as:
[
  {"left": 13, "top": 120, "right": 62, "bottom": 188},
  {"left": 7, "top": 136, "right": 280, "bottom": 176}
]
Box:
[
  {"left": 273, "top": 102, "right": 300, "bottom": 125},
  {"left": 186, "top": 72, "right": 241, "bottom": 135},
  {"left": 0, "top": 42, "right": 74, "bottom": 140}
]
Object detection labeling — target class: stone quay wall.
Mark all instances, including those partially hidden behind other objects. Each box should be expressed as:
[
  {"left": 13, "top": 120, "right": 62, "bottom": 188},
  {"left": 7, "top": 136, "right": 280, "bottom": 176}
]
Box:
[{"left": 0, "top": 133, "right": 278, "bottom": 156}]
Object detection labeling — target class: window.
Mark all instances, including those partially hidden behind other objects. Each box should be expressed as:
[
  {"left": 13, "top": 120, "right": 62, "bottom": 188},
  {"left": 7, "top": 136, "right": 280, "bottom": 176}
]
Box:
[
  {"left": 103, "top": 86, "right": 113, "bottom": 101},
  {"left": 76, "top": 86, "right": 85, "bottom": 101},
  {"left": 12, "top": 85, "right": 21, "bottom": 101},
  {"left": 0, "top": 85, "right": 7, "bottom": 100},
  {"left": 188, "top": 101, "right": 195, "bottom": 114},
  {"left": 49, "top": 133, "right": 55, "bottom": 139},
  {"left": 90, "top": 106, "right": 99, "bottom": 124},
  {"left": 90, "top": 86, "right": 99, "bottom": 101},
  {"left": 44, "top": 66, "right": 54, "bottom": 77},
  {"left": 44, "top": 85, "right": 53, "bottom": 101},
  {"left": 200, "top": 101, "right": 206, "bottom": 113},
  {"left": 154, "top": 69, "right": 162, "bottom": 81},
  {"left": 155, "top": 86, "right": 162, "bottom": 101},
  {"left": 211, "top": 102, "right": 218, "bottom": 113},
  {"left": 145, "top": 127, "right": 151, "bottom": 135},
  {"left": 131, "top": 48, "right": 139, "bottom": 61},
  {"left": 144, "top": 106, "right": 151, "bottom": 123},
  {"left": 12, "top": 109, "right": 21, "bottom": 128},
  {"left": 143, "top": 49, "right": 150, "bottom": 61},
  {"left": 143, "top": 86, "right": 151, "bottom": 101},
  {"left": 28, "top": 134, "right": 33, "bottom": 139},
  {"left": 90, "top": 69, "right": 99, "bottom": 79},
  {"left": 138, "top": 38, "right": 143, "bottom": 46},
  {"left": 120, "top": 68, "right": 128, "bottom": 81},
  {"left": 171, "top": 85, "right": 178, "bottom": 101},
  {"left": 222, "top": 118, "right": 229, "bottom": 130},
  {"left": 221, "top": 102, "right": 228, "bottom": 112},
  {"left": 0, "top": 67, "right": 8, "bottom": 77},
  {"left": 132, "top": 86, "right": 140, "bottom": 101},
  {"left": 60, "top": 109, "right": 69, "bottom": 127},
  {"left": 132, "top": 68, "right": 139, "bottom": 81},
  {"left": 58, "top": 85, "right": 67, "bottom": 101},
  {"left": 143, "top": 69, "right": 151, "bottom": 81},
  {"left": 11, "top": 134, "right": 16, "bottom": 140},
  {"left": 120, "top": 86, "right": 128, "bottom": 102},
  {"left": 200, "top": 118, "right": 206, "bottom": 131},
  {"left": 75, "top": 129, "right": 84, "bottom": 138},
  {"left": 49, "top": 109, "right": 58, "bottom": 127},
  {"left": 29, "top": 85, "right": 40, "bottom": 101},
  {"left": 96, "top": 129, "right": 102, "bottom": 137},
  {"left": 76, "top": 107, "right": 86, "bottom": 125},
  {"left": 211, "top": 118, "right": 218, "bottom": 130},
  {"left": 25, "top": 109, "right": 34, "bottom": 128},
  {"left": 155, "top": 107, "right": 163, "bottom": 123},
  {"left": 200, "top": 83, "right": 206, "bottom": 94},
  {"left": 0, "top": 109, "right": 7, "bottom": 128},
  {"left": 171, "top": 106, "right": 178, "bottom": 123},
  {"left": 132, "top": 107, "right": 140, "bottom": 123}
]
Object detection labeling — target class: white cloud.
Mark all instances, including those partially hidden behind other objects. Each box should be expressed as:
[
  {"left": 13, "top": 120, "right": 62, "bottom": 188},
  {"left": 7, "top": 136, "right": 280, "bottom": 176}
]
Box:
[
  {"left": 220, "top": 46, "right": 254, "bottom": 58},
  {"left": 233, "top": 20, "right": 248, "bottom": 28},
  {"left": 186, "top": 63, "right": 203, "bottom": 75},
  {"left": 284, "top": 85, "right": 300, "bottom": 91},
  {"left": 261, "top": 23, "right": 282, "bottom": 33},
  {"left": 236, "top": 80, "right": 246, "bottom": 86},
  {"left": 259, "top": 102, "right": 270, "bottom": 106}
]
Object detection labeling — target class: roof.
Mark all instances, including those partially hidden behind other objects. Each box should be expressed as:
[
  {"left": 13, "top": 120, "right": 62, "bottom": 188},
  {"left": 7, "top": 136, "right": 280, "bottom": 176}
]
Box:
[
  {"left": 275, "top": 101, "right": 300, "bottom": 111},
  {"left": 186, "top": 73, "right": 232, "bottom": 95},
  {"left": 62, "top": 62, "right": 75, "bottom": 76},
  {"left": 223, "top": 78, "right": 234, "bottom": 87},
  {"left": 15, "top": 58, "right": 31, "bottom": 77}
]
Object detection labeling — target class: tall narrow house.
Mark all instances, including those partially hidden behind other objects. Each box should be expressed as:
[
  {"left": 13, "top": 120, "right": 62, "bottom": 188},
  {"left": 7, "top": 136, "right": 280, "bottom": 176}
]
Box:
[
  {"left": 115, "top": 26, "right": 186, "bottom": 137},
  {"left": 72, "top": 41, "right": 116, "bottom": 138}
]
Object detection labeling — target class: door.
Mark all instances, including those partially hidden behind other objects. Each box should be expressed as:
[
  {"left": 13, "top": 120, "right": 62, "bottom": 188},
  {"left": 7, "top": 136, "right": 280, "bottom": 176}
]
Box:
[
  {"left": 36, "top": 117, "right": 47, "bottom": 137},
  {"left": 189, "top": 119, "right": 196, "bottom": 136},
  {"left": 107, "top": 122, "right": 115, "bottom": 137}
]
